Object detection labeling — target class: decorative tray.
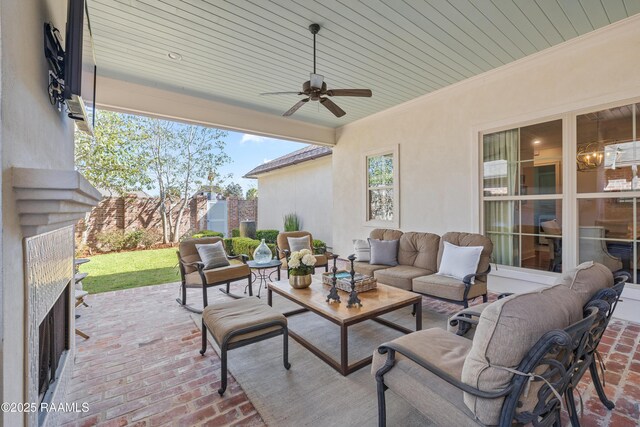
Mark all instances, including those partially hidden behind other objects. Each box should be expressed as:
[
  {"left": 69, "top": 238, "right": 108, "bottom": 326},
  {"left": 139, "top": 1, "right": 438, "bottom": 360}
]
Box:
[{"left": 321, "top": 270, "right": 377, "bottom": 293}]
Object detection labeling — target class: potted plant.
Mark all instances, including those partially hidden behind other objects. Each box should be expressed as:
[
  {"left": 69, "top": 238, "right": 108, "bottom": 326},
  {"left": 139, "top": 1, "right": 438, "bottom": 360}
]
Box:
[{"left": 287, "top": 249, "right": 316, "bottom": 289}]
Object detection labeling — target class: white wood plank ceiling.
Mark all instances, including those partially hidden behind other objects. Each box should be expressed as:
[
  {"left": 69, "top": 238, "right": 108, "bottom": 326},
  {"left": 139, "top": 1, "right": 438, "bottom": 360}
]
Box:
[{"left": 86, "top": 0, "right": 640, "bottom": 128}]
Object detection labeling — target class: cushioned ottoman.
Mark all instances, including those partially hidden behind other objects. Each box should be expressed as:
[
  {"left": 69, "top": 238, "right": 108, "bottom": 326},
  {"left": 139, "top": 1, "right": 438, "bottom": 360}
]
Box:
[{"left": 200, "top": 297, "right": 290, "bottom": 395}]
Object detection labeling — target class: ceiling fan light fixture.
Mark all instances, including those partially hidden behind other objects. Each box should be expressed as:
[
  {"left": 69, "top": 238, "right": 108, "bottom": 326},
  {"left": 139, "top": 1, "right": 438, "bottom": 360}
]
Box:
[
  {"left": 310, "top": 73, "right": 324, "bottom": 89},
  {"left": 259, "top": 22, "right": 372, "bottom": 118}
]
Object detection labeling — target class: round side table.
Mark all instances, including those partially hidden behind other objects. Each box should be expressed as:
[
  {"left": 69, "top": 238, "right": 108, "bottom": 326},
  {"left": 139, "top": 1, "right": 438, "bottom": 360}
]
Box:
[{"left": 246, "top": 259, "right": 282, "bottom": 298}]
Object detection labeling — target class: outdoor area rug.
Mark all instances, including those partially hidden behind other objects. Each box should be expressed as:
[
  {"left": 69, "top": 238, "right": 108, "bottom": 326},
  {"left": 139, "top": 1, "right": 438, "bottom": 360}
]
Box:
[{"left": 191, "top": 294, "right": 448, "bottom": 426}]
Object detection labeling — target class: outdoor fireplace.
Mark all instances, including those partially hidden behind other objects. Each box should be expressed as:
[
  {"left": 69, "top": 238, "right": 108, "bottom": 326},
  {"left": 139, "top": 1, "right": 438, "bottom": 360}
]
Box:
[
  {"left": 38, "top": 283, "right": 70, "bottom": 404},
  {"left": 24, "top": 227, "right": 76, "bottom": 426}
]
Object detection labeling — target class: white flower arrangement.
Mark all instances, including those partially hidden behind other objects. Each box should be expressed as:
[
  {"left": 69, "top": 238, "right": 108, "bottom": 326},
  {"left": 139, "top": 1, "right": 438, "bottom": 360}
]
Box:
[{"left": 288, "top": 248, "right": 316, "bottom": 276}]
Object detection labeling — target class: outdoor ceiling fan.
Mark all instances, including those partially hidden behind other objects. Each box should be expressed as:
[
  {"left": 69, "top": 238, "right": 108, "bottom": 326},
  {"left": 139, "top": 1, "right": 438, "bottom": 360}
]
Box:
[{"left": 260, "top": 23, "right": 372, "bottom": 118}]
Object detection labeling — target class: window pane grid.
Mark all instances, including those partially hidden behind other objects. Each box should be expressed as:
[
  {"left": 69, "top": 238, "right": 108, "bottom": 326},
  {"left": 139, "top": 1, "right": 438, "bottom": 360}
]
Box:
[{"left": 482, "top": 119, "right": 563, "bottom": 272}]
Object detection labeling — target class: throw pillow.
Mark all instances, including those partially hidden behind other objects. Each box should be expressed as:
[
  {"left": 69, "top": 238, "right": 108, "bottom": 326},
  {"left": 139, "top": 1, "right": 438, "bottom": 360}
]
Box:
[
  {"left": 368, "top": 238, "right": 399, "bottom": 266},
  {"left": 288, "top": 235, "right": 312, "bottom": 252},
  {"left": 196, "top": 242, "right": 230, "bottom": 270},
  {"left": 353, "top": 239, "right": 370, "bottom": 262},
  {"left": 437, "top": 241, "right": 483, "bottom": 282}
]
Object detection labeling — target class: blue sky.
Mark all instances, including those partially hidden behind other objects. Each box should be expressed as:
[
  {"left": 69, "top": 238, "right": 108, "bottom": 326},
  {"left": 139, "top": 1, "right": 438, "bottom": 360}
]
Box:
[{"left": 218, "top": 131, "right": 306, "bottom": 194}]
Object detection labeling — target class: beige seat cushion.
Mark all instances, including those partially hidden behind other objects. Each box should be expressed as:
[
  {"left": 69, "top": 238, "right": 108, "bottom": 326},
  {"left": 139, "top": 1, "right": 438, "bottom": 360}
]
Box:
[
  {"left": 353, "top": 261, "right": 388, "bottom": 277},
  {"left": 185, "top": 263, "right": 250, "bottom": 286},
  {"left": 397, "top": 232, "right": 440, "bottom": 271},
  {"left": 412, "top": 274, "right": 487, "bottom": 301},
  {"left": 371, "top": 328, "right": 481, "bottom": 427},
  {"left": 179, "top": 237, "right": 223, "bottom": 273},
  {"left": 374, "top": 265, "right": 430, "bottom": 290},
  {"left": 554, "top": 261, "right": 614, "bottom": 306},
  {"left": 202, "top": 297, "right": 286, "bottom": 345},
  {"left": 461, "top": 284, "right": 583, "bottom": 425}
]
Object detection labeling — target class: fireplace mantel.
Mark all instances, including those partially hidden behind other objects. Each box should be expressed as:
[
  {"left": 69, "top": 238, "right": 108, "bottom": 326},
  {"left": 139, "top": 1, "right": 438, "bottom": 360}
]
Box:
[{"left": 12, "top": 168, "right": 102, "bottom": 236}]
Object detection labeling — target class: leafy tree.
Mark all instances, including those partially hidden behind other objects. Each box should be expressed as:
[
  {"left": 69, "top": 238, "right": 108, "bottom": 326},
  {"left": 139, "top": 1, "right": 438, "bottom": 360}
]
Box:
[
  {"left": 223, "top": 183, "right": 244, "bottom": 198},
  {"left": 246, "top": 187, "right": 258, "bottom": 200},
  {"left": 142, "top": 118, "right": 231, "bottom": 243},
  {"left": 75, "top": 110, "right": 231, "bottom": 244},
  {"left": 75, "top": 110, "right": 151, "bottom": 194}
]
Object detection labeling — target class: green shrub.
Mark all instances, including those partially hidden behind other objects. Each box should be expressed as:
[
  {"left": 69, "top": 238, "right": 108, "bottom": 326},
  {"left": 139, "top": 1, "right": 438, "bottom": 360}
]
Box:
[
  {"left": 96, "top": 229, "right": 157, "bottom": 252},
  {"left": 192, "top": 230, "right": 224, "bottom": 239},
  {"left": 313, "top": 239, "right": 326, "bottom": 254},
  {"left": 256, "top": 229, "right": 279, "bottom": 244},
  {"left": 283, "top": 213, "right": 300, "bottom": 232},
  {"left": 231, "top": 228, "right": 240, "bottom": 237},
  {"left": 223, "top": 238, "right": 234, "bottom": 255},
  {"left": 139, "top": 229, "right": 162, "bottom": 248},
  {"left": 230, "top": 237, "right": 275, "bottom": 260}
]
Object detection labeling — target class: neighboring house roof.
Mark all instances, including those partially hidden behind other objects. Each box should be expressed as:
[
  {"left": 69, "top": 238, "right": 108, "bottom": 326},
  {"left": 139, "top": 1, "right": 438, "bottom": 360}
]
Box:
[{"left": 243, "top": 144, "right": 332, "bottom": 178}]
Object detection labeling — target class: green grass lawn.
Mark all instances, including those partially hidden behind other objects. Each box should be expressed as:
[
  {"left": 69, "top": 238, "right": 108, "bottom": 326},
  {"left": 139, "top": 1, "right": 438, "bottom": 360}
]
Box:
[{"left": 80, "top": 247, "right": 180, "bottom": 294}]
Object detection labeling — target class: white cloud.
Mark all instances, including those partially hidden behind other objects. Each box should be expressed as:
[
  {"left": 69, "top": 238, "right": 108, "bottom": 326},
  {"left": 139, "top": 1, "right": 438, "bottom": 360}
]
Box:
[
  {"left": 240, "top": 134, "right": 268, "bottom": 144},
  {"left": 263, "top": 158, "right": 272, "bottom": 164}
]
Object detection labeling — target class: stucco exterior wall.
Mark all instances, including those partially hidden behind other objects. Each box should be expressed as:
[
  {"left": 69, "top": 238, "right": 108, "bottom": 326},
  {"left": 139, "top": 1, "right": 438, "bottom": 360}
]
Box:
[
  {"left": 256, "top": 156, "right": 333, "bottom": 247},
  {"left": 1, "top": 0, "right": 74, "bottom": 424},
  {"left": 331, "top": 15, "right": 640, "bottom": 321},
  {"left": 333, "top": 15, "right": 640, "bottom": 321}
]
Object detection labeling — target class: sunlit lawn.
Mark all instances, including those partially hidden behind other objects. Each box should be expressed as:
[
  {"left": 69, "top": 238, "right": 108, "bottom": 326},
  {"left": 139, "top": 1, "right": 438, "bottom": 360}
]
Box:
[{"left": 80, "top": 248, "right": 180, "bottom": 294}]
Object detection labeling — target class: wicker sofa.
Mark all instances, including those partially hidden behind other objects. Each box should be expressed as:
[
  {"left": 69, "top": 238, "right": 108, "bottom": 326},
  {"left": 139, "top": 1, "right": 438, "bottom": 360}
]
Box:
[{"left": 354, "top": 229, "right": 493, "bottom": 308}]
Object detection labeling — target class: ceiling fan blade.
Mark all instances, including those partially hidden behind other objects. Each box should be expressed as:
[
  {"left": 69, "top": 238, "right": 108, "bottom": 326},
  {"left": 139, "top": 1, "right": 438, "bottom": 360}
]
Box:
[
  {"left": 260, "top": 91, "right": 303, "bottom": 95},
  {"left": 320, "top": 97, "right": 346, "bottom": 117},
  {"left": 283, "top": 98, "right": 309, "bottom": 116},
  {"left": 325, "top": 89, "right": 372, "bottom": 97},
  {"left": 310, "top": 73, "right": 324, "bottom": 89}
]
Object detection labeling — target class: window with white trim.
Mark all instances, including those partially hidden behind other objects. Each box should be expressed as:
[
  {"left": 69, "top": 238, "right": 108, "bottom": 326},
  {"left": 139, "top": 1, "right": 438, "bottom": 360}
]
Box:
[
  {"left": 576, "top": 103, "right": 640, "bottom": 282},
  {"left": 482, "top": 119, "right": 563, "bottom": 272},
  {"left": 365, "top": 146, "right": 399, "bottom": 227}
]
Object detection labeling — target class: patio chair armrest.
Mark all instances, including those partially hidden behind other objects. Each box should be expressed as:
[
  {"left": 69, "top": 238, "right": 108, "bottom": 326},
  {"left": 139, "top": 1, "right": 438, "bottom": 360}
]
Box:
[
  {"left": 177, "top": 254, "right": 204, "bottom": 269},
  {"left": 448, "top": 313, "right": 480, "bottom": 331},
  {"left": 462, "top": 265, "right": 491, "bottom": 286},
  {"left": 613, "top": 270, "right": 631, "bottom": 284},
  {"left": 375, "top": 341, "right": 512, "bottom": 399}
]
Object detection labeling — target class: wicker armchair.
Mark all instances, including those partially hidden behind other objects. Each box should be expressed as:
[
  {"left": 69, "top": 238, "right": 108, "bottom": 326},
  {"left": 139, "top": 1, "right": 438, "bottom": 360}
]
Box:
[{"left": 176, "top": 237, "right": 252, "bottom": 313}]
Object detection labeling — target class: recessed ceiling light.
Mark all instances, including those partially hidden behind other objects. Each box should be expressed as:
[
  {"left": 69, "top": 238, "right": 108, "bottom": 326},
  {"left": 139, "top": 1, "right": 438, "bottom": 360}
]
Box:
[
  {"left": 533, "top": 139, "right": 541, "bottom": 144},
  {"left": 168, "top": 52, "right": 182, "bottom": 61}
]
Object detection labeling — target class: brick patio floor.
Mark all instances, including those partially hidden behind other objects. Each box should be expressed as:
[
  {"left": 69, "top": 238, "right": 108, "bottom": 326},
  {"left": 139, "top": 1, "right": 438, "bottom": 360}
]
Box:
[{"left": 60, "top": 274, "right": 640, "bottom": 426}]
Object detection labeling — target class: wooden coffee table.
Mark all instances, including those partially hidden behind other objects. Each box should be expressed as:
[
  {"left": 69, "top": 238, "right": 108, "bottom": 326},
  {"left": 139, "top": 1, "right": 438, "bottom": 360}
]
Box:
[{"left": 267, "top": 276, "right": 422, "bottom": 376}]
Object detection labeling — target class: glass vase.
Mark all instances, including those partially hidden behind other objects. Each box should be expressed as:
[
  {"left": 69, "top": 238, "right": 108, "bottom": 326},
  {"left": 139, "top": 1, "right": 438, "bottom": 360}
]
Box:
[{"left": 253, "top": 239, "right": 272, "bottom": 264}]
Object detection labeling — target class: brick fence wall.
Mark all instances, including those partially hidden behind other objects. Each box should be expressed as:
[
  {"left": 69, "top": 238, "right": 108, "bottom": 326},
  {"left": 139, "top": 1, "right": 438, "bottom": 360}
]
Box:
[
  {"left": 77, "top": 195, "right": 258, "bottom": 250},
  {"left": 227, "top": 197, "right": 258, "bottom": 236}
]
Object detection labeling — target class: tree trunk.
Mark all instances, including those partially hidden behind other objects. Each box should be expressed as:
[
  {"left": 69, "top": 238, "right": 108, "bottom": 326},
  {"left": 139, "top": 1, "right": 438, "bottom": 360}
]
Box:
[
  {"left": 172, "top": 196, "right": 190, "bottom": 243},
  {"left": 160, "top": 203, "right": 169, "bottom": 244}
]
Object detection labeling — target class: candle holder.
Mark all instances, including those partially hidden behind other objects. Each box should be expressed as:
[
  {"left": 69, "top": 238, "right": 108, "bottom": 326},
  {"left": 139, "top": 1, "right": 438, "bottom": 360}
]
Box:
[
  {"left": 346, "top": 254, "right": 362, "bottom": 308},
  {"left": 326, "top": 254, "right": 341, "bottom": 303}
]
